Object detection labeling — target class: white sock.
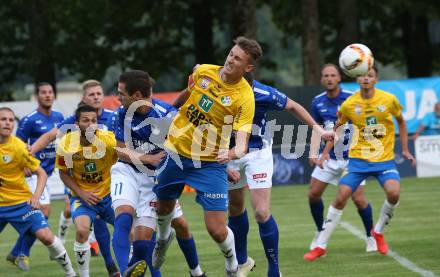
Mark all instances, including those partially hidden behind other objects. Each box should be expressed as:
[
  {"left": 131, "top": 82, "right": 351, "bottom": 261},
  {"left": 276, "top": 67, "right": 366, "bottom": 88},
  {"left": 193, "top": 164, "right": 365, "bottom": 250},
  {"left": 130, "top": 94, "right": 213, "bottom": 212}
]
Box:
[
  {"left": 217, "top": 226, "right": 238, "bottom": 272},
  {"left": 157, "top": 211, "right": 174, "bottom": 240},
  {"left": 190, "top": 265, "right": 203, "bottom": 276},
  {"left": 47, "top": 236, "right": 76, "bottom": 276},
  {"left": 374, "top": 200, "right": 398, "bottom": 234},
  {"left": 58, "top": 212, "right": 72, "bottom": 243},
  {"left": 74, "top": 241, "right": 91, "bottom": 277},
  {"left": 316, "top": 205, "right": 343, "bottom": 249}
]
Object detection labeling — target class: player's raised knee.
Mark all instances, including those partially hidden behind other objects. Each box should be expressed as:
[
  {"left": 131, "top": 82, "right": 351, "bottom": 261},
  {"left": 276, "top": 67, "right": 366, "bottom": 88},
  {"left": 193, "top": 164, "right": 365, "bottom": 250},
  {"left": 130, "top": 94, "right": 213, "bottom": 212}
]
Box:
[{"left": 35, "top": 227, "right": 55, "bottom": 246}]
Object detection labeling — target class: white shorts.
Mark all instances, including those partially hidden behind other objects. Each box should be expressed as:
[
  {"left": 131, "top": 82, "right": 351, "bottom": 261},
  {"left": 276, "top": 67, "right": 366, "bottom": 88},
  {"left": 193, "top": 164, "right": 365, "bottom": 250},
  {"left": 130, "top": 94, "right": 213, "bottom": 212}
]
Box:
[
  {"left": 227, "top": 147, "right": 273, "bottom": 190},
  {"left": 311, "top": 159, "right": 366, "bottom": 186},
  {"left": 111, "top": 162, "right": 183, "bottom": 220},
  {"left": 26, "top": 174, "right": 54, "bottom": 205}
]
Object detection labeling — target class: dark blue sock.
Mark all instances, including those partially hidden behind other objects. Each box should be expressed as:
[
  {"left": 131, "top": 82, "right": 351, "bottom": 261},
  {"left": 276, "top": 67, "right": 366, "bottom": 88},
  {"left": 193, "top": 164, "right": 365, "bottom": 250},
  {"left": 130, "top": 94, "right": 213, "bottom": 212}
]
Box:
[
  {"left": 129, "top": 240, "right": 161, "bottom": 277},
  {"left": 258, "top": 216, "right": 279, "bottom": 277},
  {"left": 309, "top": 199, "right": 324, "bottom": 231},
  {"left": 228, "top": 209, "right": 249, "bottom": 265},
  {"left": 94, "top": 218, "right": 114, "bottom": 267},
  {"left": 21, "top": 232, "right": 37, "bottom": 257},
  {"left": 358, "top": 203, "right": 373, "bottom": 237},
  {"left": 177, "top": 236, "right": 199, "bottom": 270},
  {"left": 11, "top": 234, "right": 24, "bottom": 257},
  {"left": 112, "top": 213, "right": 133, "bottom": 274}
]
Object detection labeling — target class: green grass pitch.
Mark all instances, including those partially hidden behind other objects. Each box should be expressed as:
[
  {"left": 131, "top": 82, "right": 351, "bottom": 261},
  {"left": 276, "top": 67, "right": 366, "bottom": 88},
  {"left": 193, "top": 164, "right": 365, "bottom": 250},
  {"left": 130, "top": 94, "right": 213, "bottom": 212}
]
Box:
[{"left": 1, "top": 177, "right": 439, "bottom": 276}]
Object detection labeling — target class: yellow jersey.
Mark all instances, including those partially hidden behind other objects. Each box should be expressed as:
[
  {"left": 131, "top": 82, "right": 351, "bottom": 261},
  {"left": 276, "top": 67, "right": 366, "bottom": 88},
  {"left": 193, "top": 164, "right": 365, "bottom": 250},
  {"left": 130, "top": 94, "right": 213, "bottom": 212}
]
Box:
[
  {"left": 165, "top": 64, "right": 255, "bottom": 161},
  {"left": 56, "top": 130, "right": 117, "bottom": 198},
  {"left": 338, "top": 88, "right": 402, "bottom": 162},
  {"left": 0, "top": 136, "right": 41, "bottom": 206}
]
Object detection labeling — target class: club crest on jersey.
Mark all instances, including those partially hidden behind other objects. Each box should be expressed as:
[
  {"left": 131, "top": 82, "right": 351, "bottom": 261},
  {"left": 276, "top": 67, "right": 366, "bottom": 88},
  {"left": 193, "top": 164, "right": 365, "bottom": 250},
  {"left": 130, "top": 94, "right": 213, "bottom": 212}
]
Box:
[
  {"left": 84, "top": 161, "right": 97, "bottom": 172},
  {"left": 198, "top": 94, "right": 214, "bottom": 113},
  {"left": 200, "top": 78, "right": 211, "bottom": 90},
  {"left": 2, "top": 155, "right": 11, "bottom": 163},
  {"left": 377, "top": 105, "right": 386, "bottom": 112},
  {"left": 221, "top": 96, "right": 232, "bottom": 106},
  {"left": 354, "top": 105, "right": 362, "bottom": 115}
]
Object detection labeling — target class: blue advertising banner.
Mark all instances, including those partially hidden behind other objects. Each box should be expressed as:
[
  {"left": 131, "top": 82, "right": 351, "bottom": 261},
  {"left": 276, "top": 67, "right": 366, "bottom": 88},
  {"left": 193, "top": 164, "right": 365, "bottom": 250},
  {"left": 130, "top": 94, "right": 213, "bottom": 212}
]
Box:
[{"left": 341, "top": 77, "right": 440, "bottom": 134}]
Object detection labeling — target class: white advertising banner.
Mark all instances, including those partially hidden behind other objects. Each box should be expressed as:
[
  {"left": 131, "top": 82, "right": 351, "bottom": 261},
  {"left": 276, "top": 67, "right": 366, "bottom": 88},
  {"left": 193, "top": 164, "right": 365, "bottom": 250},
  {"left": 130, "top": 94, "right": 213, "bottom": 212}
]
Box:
[{"left": 414, "top": 135, "right": 440, "bottom": 177}]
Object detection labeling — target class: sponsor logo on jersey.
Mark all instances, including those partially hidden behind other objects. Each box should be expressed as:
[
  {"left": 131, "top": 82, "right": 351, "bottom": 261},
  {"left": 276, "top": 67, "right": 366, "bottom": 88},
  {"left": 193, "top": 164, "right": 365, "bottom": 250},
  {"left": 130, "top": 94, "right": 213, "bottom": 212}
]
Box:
[
  {"left": 186, "top": 104, "right": 213, "bottom": 126},
  {"left": 198, "top": 94, "right": 214, "bottom": 112},
  {"left": 366, "top": 116, "right": 377, "bottom": 126},
  {"left": 354, "top": 105, "right": 362, "bottom": 115},
  {"left": 84, "top": 161, "right": 97, "bottom": 172}
]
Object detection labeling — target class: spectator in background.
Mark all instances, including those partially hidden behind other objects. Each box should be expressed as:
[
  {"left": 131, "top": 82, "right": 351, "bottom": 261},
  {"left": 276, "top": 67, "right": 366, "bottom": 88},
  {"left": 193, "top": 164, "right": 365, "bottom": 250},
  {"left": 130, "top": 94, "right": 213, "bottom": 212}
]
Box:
[{"left": 412, "top": 102, "right": 440, "bottom": 140}]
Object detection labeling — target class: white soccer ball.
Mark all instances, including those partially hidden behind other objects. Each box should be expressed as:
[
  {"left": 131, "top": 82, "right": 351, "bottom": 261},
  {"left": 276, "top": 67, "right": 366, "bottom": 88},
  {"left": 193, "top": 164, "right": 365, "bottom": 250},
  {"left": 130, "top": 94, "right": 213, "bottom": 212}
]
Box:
[{"left": 339, "top": 43, "right": 374, "bottom": 78}]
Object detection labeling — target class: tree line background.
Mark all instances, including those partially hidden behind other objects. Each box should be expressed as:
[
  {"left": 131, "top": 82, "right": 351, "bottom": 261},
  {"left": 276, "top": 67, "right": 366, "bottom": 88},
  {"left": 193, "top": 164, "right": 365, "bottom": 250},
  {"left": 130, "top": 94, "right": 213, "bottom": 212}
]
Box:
[{"left": 1, "top": 0, "right": 440, "bottom": 101}]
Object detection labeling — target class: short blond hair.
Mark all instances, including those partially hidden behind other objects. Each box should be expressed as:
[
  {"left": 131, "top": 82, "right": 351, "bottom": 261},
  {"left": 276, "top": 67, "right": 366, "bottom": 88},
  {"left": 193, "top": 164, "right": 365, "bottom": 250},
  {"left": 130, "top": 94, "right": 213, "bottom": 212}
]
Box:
[{"left": 82, "top": 79, "right": 101, "bottom": 93}]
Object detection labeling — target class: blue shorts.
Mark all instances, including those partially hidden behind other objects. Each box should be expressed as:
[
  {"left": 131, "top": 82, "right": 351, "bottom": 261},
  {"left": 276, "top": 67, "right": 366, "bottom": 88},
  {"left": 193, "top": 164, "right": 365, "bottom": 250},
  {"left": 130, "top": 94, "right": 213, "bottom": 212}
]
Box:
[
  {"left": 70, "top": 194, "right": 115, "bottom": 225},
  {"left": 154, "top": 154, "right": 228, "bottom": 211},
  {"left": 339, "top": 158, "right": 400, "bottom": 191},
  {"left": 0, "top": 202, "right": 49, "bottom": 235}
]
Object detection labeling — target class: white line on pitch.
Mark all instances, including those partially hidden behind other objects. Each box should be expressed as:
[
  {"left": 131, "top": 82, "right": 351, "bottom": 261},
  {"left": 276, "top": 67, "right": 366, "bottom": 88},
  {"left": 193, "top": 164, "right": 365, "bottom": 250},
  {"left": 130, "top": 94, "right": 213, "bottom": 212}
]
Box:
[{"left": 340, "top": 221, "right": 438, "bottom": 277}]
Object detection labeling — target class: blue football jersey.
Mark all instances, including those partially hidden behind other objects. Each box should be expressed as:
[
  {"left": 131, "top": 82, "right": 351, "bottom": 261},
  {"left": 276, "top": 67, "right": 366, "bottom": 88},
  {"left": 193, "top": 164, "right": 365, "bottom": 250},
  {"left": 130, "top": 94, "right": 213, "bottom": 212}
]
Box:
[
  {"left": 16, "top": 110, "right": 64, "bottom": 175},
  {"left": 231, "top": 80, "right": 288, "bottom": 151},
  {"left": 113, "top": 99, "right": 176, "bottom": 171},
  {"left": 57, "top": 108, "right": 114, "bottom": 133},
  {"left": 311, "top": 89, "right": 353, "bottom": 160}
]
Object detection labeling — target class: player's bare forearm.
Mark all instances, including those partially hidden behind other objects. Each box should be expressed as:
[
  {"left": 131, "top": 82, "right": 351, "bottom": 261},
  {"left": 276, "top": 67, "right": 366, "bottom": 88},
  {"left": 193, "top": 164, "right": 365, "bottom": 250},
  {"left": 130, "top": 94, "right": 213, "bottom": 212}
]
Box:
[
  {"left": 115, "top": 141, "right": 165, "bottom": 165},
  {"left": 230, "top": 131, "right": 250, "bottom": 159},
  {"left": 285, "top": 98, "right": 318, "bottom": 127},
  {"left": 33, "top": 167, "right": 48, "bottom": 200},
  {"left": 397, "top": 116, "right": 410, "bottom": 152},
  {"left": 173, "top": 88, "right": 191, "bottom": 109},
  {"left": 31, "top": 127, "right": 57, "bottom": 154},
  {"left": 59, "top": 169, "right": 83, "bottom": 196}
]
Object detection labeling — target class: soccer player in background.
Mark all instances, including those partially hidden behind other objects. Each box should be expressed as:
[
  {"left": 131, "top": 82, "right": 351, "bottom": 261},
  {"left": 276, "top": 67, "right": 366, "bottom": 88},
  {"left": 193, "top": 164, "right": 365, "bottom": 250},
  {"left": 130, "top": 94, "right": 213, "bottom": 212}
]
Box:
[
  {"left": 0, "top": 107, "right": 77, "bottom": 277},
  {"left": 304, "top": 66, "right": 416, "bottom": 261},
  {"left": 308, "top": 64, "right": 375, "bottom": 252},
  {"left": 110, "top": 70, "right": 206, "bottom": 277},
  {"left": 151, "top": 37, "right": 261, "bottom": 276},
  {"left": 31, "top": 80, "right": 114, "bottom": 257},
  {"left": 226, "top": 73, "right": 333, "bottom": 277},
  {"left": 56, "top": 105, "right": 119, "bottom": 277},
  {"left": 7, "top": 82, "right": 64, "bottom": 271}
]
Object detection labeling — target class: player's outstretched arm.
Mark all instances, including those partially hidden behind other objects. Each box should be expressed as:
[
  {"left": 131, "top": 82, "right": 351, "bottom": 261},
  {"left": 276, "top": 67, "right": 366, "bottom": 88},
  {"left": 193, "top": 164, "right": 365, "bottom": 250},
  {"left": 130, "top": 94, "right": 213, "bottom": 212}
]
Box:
[
  {"left": 30, "top": 127, "right": 58, "bottom": 154},
  {"left": 217, "top": 131, "right": 250, "bottom": 165},
  {"left": 29, "top": 166, "right": 48, "bottom": 209},
  {"left": 115, "top": 140, "right": 166, "bottom": 166},
  {"left": 396, "top": 114, "right": 416, "bottom": 167},
  {"left": 173, "top": 88, "right": 191, "bottom": 109}
]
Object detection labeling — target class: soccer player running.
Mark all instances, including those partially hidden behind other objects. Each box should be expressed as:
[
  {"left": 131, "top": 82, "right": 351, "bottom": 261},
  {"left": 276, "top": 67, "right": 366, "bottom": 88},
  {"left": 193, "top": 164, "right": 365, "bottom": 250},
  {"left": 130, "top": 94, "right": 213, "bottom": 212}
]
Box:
[
  {"left": 151, "top": 37, "right": 261, "bottom": 276},
  {"left": 32, "top": 80, "right": 114, "bottom": 258},
  {"left": 308, "top": 64, "right": 375, "bottom": 252},
  {"left": 226, "top": 73, "right": 334, "bottom": 277},
  {"left": 56, "top": 105, "right": 120, "bottom": 277},
  {"left": 304, "top": 65, "right": 416, "bottom": 261},
  {"left": 110, "top": 70, "right": 206, "bottom": 277},
  {"left": 0, "top": 107, "right": 76, "bottom": 276},
  {"left": 7, "top": 82, "right": 64, "bottom": 270}
]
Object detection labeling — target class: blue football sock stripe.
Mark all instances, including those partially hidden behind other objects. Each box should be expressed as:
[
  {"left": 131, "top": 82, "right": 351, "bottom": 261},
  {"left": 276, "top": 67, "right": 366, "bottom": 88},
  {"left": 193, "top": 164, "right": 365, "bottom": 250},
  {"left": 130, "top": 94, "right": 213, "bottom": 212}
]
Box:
[{"left": 112, "top": 213, "right": 133, "bottom": 274}]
